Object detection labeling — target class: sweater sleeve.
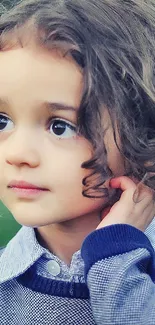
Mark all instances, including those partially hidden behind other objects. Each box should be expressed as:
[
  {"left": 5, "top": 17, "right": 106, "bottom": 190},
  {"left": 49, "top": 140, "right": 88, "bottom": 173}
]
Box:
[{"left": 81, "top": 224, "right": 155, "bottom": 325}]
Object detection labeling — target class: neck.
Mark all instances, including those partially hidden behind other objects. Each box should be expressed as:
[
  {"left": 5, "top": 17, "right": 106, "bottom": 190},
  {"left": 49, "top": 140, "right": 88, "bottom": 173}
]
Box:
[{"left": 36, "top": 213, "right": 100, "bottom": 265}]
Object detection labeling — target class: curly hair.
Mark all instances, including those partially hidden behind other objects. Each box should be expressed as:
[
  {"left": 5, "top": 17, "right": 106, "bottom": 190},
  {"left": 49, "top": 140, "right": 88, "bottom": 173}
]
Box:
[{"left": 0, "top": 0, "right": 155, "bottom": 199}]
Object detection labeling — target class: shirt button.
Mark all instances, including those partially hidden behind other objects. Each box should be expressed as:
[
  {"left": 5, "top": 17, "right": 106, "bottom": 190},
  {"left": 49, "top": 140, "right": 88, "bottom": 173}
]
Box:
[{"left": 47, "top": 260, "right": 61, "bottom": 276}]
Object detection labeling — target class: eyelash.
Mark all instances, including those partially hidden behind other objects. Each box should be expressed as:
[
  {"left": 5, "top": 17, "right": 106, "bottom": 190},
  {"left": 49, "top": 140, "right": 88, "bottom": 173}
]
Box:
[
  {"left": 47, "top": 117, "right": 77, "bottom": 139},
  {"left": 0, "top": 114, "right": 77, "bottom": 140}
]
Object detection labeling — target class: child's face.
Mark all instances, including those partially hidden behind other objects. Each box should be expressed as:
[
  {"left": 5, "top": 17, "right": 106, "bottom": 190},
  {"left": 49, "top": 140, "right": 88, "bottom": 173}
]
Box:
[{"left": 0, "top": 43, "right": 124, "bottom": 227}]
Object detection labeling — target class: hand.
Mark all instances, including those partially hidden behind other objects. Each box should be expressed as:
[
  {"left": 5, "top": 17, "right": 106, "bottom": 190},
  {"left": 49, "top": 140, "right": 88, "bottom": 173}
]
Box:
[{"left": 97, "top": 176, "right": 155, "bottom": 232}]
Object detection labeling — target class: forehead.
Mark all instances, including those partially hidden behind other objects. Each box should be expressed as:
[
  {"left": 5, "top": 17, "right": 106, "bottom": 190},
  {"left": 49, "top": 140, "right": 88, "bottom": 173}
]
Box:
[{"left": 0, "top": 45, "right": 83, "bottom": 109}]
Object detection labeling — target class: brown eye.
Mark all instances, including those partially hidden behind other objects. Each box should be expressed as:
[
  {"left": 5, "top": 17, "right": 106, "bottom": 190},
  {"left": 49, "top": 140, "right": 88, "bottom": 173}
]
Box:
[{"left": 48, "top": 118, "right": 76, "bottom": 139}]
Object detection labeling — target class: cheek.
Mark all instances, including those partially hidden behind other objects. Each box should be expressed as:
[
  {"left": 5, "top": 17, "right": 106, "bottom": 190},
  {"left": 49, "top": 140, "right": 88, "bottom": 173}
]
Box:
[
  {"left": 45, "top": 141, "right": 92, "bottom": 191},
  {"left": 53, "top": 157, "right": 104, "bottom": 216},
  {"left": 50, "top": 156, "right": 87, "bottom": 187}
]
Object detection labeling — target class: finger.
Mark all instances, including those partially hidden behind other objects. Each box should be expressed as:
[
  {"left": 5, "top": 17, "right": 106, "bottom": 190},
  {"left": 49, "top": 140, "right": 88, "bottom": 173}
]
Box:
[
  {"left": 98, "top": 198, "right": 155, "bottom": 230},
  {"left": 101, "top": 185, "right": 154, "bottom": 223},
  {"left": 110, "top": 176, "right": 137, "bottom": 192}
]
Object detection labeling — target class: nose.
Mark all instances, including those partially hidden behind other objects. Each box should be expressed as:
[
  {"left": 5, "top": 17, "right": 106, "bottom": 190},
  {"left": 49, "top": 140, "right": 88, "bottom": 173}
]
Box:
[{"left": 5, "top": 128, "right": 40, "bottom": 168}]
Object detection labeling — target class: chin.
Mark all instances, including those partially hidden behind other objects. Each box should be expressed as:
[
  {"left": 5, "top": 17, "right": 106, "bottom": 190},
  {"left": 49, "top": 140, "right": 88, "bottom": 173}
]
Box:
[{"left": 13, "top": 213, "right": 58, "bottom": 228}]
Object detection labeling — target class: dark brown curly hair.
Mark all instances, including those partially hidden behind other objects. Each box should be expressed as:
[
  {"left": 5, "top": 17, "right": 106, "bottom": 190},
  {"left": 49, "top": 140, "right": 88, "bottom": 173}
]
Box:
[{"left": 0, "top": 0, "right": 155, "bottom": 200}]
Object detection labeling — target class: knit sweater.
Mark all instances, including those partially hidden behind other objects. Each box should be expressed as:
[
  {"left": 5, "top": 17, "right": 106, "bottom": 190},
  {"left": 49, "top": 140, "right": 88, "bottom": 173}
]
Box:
[{"left": 0, "top": 219, "right": 155, "bottom": 325}]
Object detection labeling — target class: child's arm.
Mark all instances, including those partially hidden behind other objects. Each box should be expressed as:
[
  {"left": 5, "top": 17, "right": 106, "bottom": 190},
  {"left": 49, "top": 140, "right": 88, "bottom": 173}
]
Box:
[{"left": 81, "top": 177, "right": 155, "bottom": 325}]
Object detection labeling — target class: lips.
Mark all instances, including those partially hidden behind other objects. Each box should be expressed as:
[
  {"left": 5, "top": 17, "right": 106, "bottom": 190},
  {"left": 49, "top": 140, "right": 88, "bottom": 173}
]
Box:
[{"left": 8, "top": 180, "right": 48, "bottom": 191}]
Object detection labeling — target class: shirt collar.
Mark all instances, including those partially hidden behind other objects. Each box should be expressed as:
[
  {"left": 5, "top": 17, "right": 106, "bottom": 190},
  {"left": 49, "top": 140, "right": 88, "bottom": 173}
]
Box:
[
  {"left": 1, "top": 218, "right": 155, "bottom": 284},
  {"left": 0, "top": 226, "right": 44, "bottom": 284},
  {"left": 0, "top": 225, "right": 83, "bottom": 284}
]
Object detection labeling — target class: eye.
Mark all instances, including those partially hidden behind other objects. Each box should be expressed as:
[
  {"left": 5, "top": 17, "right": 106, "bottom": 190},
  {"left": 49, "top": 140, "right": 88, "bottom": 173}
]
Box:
[
  {"left": 48, "top": 118, "right": 77, "bottom": 139},
  {"left": 0, "top": 114, "right": 14, "bottom": 132}
]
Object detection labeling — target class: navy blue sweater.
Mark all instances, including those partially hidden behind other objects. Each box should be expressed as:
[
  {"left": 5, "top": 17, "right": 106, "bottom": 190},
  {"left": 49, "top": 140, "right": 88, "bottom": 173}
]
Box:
[{"left": 0, "top": 220, "right": 155, "bottom": 324}]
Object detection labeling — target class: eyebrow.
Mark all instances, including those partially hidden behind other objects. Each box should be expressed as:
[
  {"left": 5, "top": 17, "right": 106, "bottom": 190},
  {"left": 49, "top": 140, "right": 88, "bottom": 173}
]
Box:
[
  {"left": 44, "top": 101, "right": 78, "bottom": 112},
  {"left": 0, "top": 98, "right": 78, "bottom": 112}
]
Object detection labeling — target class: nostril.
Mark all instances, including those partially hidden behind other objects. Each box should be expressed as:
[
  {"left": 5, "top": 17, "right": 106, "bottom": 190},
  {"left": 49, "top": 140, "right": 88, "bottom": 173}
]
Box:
[
  {"left": 6, "top": 159, "right": 13, "bottom": 165},
  {"left": 5, "top": 146, "right": 40, "bottom": 168}
]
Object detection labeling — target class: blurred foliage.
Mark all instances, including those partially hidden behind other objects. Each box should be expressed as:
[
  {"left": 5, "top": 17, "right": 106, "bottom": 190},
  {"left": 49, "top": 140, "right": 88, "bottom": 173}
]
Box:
[
  {"left": 0, "top": 201, "right": 21, "bottom": 247},
  {"left": 0, "top": 0, "right": 23, "bottom": 246}
]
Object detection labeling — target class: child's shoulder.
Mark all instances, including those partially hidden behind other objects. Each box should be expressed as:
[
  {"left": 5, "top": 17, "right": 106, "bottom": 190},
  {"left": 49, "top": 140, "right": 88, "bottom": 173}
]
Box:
[{"left": 0, "top": 246, "right": 5, "bottom": 258}]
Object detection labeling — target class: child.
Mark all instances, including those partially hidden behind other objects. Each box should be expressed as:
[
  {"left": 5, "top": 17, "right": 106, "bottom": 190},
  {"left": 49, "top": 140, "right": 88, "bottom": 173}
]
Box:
[{"left": 0, "top": 0, "right": 155, "bottom": 324}]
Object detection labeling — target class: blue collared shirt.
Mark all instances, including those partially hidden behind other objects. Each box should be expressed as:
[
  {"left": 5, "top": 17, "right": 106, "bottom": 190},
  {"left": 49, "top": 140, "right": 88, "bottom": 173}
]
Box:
[
  {"left": 1, "top": 219, "right": 155, "bottom": 285},
  {"left": 0, "top": 226, "right": 85, "bottom": 284},
  {"left": 1, "top": 221, "right": 155, "bottom": 325}
]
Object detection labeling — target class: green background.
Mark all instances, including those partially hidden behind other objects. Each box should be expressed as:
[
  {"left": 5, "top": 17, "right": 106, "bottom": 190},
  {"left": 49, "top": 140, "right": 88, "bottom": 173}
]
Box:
[
  {"left": 0, "top": 0, "right": 21, "bottom": 247},
  {"left": 0, "top": 201, "right": 21, "bottom": 247}
]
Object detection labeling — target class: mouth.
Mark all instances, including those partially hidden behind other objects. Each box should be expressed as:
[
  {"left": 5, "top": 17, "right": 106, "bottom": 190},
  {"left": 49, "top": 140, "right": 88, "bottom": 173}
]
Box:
[{"left": 8, "top": 180, "right": 49, "bottom": 198}]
